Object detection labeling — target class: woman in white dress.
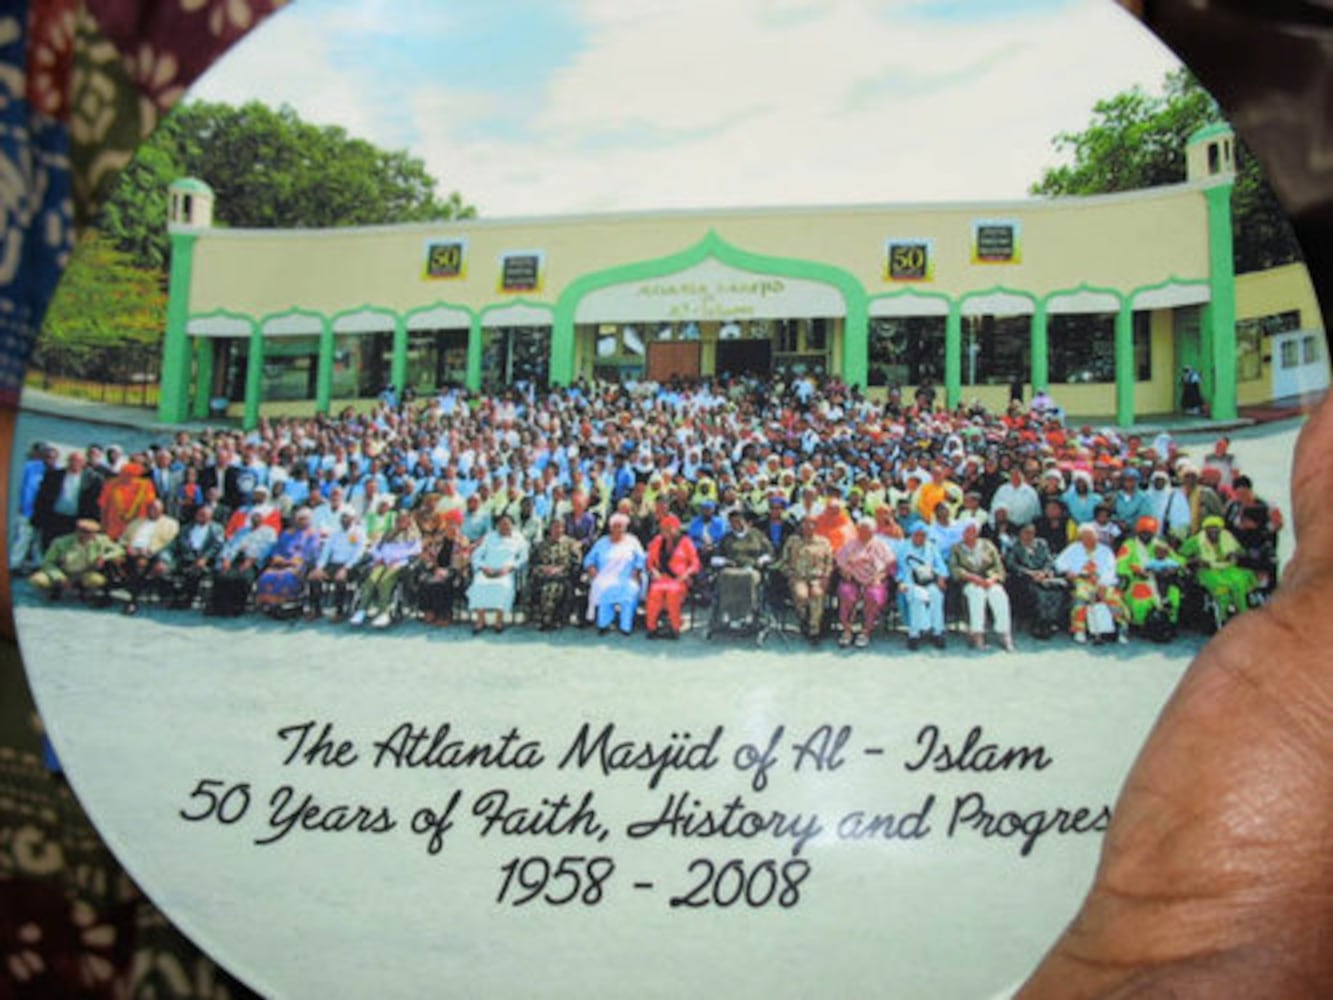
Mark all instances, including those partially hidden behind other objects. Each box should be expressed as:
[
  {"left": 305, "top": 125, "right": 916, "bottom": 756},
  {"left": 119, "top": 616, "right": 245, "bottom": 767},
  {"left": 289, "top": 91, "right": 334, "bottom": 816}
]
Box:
[
  {"left": 467, "top": 513, "right": 529, "bottom": 633},
  {"left": 584, "top": 513, "right": 645, "bottom": 635}
]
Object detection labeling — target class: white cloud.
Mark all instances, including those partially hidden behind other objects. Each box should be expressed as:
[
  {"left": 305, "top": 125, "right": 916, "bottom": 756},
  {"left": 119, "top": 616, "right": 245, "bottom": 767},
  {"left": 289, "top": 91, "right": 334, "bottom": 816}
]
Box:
[{"left": 188, "top": 0, "right": 1186, "bottom": 218}]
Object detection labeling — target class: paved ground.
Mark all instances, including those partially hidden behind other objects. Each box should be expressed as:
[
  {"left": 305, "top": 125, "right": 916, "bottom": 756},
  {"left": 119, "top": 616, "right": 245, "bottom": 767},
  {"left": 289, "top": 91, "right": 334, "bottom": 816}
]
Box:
[{"left": 4, "top": 406, "right": 1304, "bottom": 998}]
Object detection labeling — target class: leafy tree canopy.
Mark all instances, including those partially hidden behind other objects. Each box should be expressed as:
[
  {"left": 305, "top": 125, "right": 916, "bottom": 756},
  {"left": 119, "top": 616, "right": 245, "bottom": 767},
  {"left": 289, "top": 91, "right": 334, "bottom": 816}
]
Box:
[
  {"left": 100, "top": 100, "right": 477, "bottom": 270},
  {"left": 1031, "top": 69, "right": 1301, "bottom": 274}
]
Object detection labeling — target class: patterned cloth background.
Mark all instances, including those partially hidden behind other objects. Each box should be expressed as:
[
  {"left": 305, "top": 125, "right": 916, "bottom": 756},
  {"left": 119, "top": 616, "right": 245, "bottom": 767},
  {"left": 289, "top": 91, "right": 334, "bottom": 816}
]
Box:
[{"left": 2, "top": 2, "right": 282, "bottom": 994}]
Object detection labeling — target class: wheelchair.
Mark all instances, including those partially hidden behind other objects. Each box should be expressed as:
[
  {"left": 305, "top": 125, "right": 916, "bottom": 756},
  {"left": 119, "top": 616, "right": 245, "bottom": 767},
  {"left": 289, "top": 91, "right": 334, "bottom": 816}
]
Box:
[{"left": 701, "top": 558, "right": 786, "bottom": 646}]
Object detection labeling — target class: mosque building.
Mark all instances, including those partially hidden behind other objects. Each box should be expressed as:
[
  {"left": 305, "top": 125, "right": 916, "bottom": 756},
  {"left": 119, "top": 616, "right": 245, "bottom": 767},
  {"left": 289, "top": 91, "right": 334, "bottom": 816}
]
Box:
[{"left": 159, "top": 122, "right": 1326, "bottom": 428}]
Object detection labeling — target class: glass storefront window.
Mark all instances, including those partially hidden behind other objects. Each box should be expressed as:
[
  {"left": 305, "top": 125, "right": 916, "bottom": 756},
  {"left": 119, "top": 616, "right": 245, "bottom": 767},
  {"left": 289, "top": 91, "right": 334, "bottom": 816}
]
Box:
[
  {"left": 407, "top": 329, "right": 469, "bottom": 390},
  {"left": 963, "top": 315, "right": 1030, "bottom": 386},
  {"left": 482, "top": 326, "right": 550, "bottom": 392},
  {"left": 261, "top": 335, "right": 320, "bottom": 401},
  {"left": 1048, "top": 314, "right": 1114, "bottom": 384},
  {"left": 331, "top": 334, "right": 364, "bottom": 398},
  {"left": 869, "top": 316, "right": 945, "bottom": 387}
]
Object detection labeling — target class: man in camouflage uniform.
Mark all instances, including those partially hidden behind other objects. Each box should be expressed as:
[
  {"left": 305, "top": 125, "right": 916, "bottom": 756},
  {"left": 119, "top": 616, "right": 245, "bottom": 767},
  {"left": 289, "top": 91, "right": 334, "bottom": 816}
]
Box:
[{"left": 29, "top": 519, "right": 124, "bottom": 604}]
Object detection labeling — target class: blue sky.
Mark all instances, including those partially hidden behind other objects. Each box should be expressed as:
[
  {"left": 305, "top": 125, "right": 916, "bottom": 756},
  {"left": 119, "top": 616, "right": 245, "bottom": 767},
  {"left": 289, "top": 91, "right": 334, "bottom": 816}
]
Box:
[{"left": 190, "top": 0, "right": 1185, "bottom": 216}]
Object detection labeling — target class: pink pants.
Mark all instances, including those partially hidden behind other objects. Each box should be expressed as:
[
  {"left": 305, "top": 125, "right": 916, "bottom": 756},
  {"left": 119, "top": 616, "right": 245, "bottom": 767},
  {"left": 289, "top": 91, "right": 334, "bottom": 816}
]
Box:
[{"left": 837, "top": 581, "right": 888, "bottom": 633}]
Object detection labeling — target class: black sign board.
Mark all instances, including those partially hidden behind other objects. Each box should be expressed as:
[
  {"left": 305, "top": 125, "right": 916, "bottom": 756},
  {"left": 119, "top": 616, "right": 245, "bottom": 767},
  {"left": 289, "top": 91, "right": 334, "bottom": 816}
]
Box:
[
  {"left": 887, "top": 241, "right": 931, "bottom": 280},
  {"left": 501, "top": 253, "right": 542, "bottom": 292},
  {"left": 974, "top": 223, "right": 1017, "bottom": 262},
  {"left": 425, "top": 240, "right": 465, "bottom": 278}
]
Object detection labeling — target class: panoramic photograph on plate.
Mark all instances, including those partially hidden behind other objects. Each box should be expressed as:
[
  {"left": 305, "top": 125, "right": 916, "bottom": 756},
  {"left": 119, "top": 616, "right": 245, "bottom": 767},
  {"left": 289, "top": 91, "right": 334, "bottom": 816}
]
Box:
[{"left": 8, "top": 0, "right": 1329, "bottom": 996}]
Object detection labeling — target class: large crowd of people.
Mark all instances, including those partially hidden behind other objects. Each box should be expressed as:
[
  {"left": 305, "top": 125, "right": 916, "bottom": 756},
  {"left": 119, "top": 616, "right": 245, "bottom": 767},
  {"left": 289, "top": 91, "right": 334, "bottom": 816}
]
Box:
[{"left": 11, "top": 374, "right": 1284, "bottom": 651}]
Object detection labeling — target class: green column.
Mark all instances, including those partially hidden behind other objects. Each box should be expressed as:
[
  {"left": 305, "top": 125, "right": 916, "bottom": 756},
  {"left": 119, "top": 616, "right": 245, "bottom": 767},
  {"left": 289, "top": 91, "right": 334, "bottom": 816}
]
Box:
[
  {"left": 840, "top": 293, "right": 869, "bottom": 388},
  {"left": 316, "top": 321, "right": 334, "bottom": 413},
  {"left": 1200, "top": 303, "right": 1216, "bottom": 406},
  {"left": 1204, "top": 179, "right": 1238, "bottom": 420},
  {"left": 158, "top": 232, "right": 197, "bottom": 423},
  {"left": 945, "top": 303, "right": 962, "bottom": 408},
  {"left": 466, "top": 315, "right": 483, "bottom": 391},
  {"left": 391, "top": 315, "right": 408, "bottom": 394},
  {"left": 243, "top": 326, "right": 265, "bottom": 430},
  {"left": 1030, "top": 302, "right": 1048, "bottom": 392},
  {"left": 191, "top": 337, "right": 212, "bottom": 420},
  {"left": 550, "top": 307, "right": 575, "bottom": 386},
  {"left": 1115, "top": 299, "right": 1135, "bottom": 427}
]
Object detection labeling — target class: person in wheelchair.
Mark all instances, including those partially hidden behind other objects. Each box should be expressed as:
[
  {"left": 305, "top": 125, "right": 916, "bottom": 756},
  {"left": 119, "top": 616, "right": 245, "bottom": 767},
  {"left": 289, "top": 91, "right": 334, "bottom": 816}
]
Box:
[
  {"left": 255, "top": 507, "right": 321, "bottom": 618},
  {"left": 1116, "top": 516, "right": 1185, "bottom": 639},
  {"left": 415, "top": 508, "right": 471, "bottom": 627},
  {"left": 584, "top": 512, "right": 645, "bottom": 636},
  {"left": 206, "top": 509, "right": 277, "bottom": 617},
  {"left": 349, "top": 515, "right": 422, "bottom": 628},
  {"left": 834, "top": 516, "right": 896, "bottom": 649},
  {"left": 306, "top": 507, "right": 368, "bottom": 622},
  {"left": 527, "top": 517, "right": 583, "bottom": 632},
  {"left": 645, "top": 514, "right": 700, "bottom": 639},
  {"left": 711, "top": 507, "right": 774, "bottom": 631},
  {"left": 156, "top": 504, "right": 226, "bottom": 610},
  {"left": 1179, "top": 515, "right": 1257, "bottom": 626},
  {"left": 779, "top": 514, "right": 834, "bottom": 644}
]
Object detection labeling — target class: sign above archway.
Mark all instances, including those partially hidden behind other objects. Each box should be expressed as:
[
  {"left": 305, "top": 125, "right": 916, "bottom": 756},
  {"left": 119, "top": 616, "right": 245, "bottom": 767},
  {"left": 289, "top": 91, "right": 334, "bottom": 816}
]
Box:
[{"left": 574, "top": 256, "right": 847, "bottom": 325}]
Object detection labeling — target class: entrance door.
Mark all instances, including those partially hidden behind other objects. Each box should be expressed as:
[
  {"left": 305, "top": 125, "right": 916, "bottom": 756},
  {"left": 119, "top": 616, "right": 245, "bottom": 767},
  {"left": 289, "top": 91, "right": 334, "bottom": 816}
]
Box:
[
  {"left": 715, "top": 340, "right": 773, "bottom": 378},
  {"left": 1272, "top": 330, "right": 1330, "bottom": 400},
  {"left": 647, "top": 342, "right": 701, "bottom": 381},
  {"left": 1173, "top": 308, "right": 1202, "bottom": 409}
]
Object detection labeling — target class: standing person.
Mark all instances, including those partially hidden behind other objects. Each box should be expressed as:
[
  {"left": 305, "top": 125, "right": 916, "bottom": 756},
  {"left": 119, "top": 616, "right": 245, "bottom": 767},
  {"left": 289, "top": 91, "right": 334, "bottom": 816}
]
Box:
[
  {"left": 644, "top": 515, "right": 700, "bottom": 639},
  {"left": 780, "top": 515, "right": 835, "bottom": 644},
  {"left": 1180, "top": 365, "right": 1204, "bottom": 415},
  {"left": 991, "top": 466, "right": 1040, "bottom": 528},
  {"left": 467, "top": 513, "right": 529, "bottom": 633},
  {"left": 10, "top": 442, "right": 54, "bottom": 574},
  {"left": 834, "top": 517, "right": 895, "bottom": 649},
  {"left": 584, "top": 513, "right": 645, "bottom": 636},
  {"left": 950, "top": 522, "right": 1014, "bottom": 651},
  {"left": 33, "top": 450, "right": 102, "bottom": 549}
]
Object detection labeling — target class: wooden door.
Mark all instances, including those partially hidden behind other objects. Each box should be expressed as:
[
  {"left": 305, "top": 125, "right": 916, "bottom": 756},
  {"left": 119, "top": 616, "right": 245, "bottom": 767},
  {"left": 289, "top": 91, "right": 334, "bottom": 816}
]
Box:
[{"left": 647, "top": 341, "right": 701, "bottom": 381}]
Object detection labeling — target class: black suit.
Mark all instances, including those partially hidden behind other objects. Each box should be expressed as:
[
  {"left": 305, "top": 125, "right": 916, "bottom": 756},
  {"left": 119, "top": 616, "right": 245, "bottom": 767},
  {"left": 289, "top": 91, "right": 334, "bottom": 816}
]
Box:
[{"left": 33, "top": 467, "right": 103, "bottom": 547}]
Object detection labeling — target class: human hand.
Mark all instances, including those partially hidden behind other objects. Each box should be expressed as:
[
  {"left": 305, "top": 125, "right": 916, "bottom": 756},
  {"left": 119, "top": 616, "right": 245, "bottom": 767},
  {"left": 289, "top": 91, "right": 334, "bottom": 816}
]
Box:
[{"left": 1021, "top": 395, "right": 1333, "bottom": 997}]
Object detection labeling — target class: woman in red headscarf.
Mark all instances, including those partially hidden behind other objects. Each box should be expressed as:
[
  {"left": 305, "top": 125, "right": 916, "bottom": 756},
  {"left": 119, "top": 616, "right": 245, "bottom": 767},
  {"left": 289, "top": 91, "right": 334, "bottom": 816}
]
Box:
[{"left": 645, "top": 514, "right": 700, "bottom": 638}]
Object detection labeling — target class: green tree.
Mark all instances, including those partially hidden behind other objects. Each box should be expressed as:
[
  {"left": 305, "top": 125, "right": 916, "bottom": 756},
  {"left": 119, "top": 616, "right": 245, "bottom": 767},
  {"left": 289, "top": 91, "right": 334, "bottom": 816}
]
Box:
[
  {"left": 1031, "top": 69, "right": 1301, "bottom": 274},
  {"left": 35, "top": 232, "right": 167, "bottom": 384},
  {"left": 99, "top": 100, "right": 476, "bottom": 269}
]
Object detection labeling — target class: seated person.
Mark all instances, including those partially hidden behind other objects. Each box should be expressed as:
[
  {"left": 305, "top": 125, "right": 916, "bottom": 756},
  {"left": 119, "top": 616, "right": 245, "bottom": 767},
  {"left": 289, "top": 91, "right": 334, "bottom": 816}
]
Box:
[
  {"left": 645, "top": 514, "right": 700, "bottom": 639},
  {"left": 255, "top": 507, "right": 321, "bottom": 615},
  {"left": 306, "top": 508, "right": 368, "bottom": 621},
  {"left": 1005, "top": 522, "right": 1068, "bottom": 639},
  {"left": 1179, "top": 515, "right": 1257, "bottom": 624},
  {"left": 687, "top": 500, "right": 728, "bottom": 562},
  {"left": 1117, "top": 516, "right": 1185, "bottom": 634},
  {"left": 155, "top": 504, "right": 226, "bottom": 609},
  {"left": 1055, "top": 523, "right": 1130, "bottom": 644},
  {"left": 207, "top": 510, "right": 278, "bottom": 616},
  {"left": 834, "top": 516, "right": 895, "bottom": 649},
  {"left": 467, "top": 513, "right": 529, "bottom": 634},
  {"left": 950, "top": 521, "right": 1014, "bottom": 652},
  {"left": 896, "top": 522, "right": 949, "bottom": 651},
  {"left": 118, "top": 499, "right": 180, "bottom": 615},
  {"left": 417, "top": 509, "right": 471, "bottom": 627},
  {"left": 584, "top": 513, "right": 646, "bottom": 636},
  {"left": 713, "top": 506, "right": 774, "bottom": 628},
  {"left": 29, "top": 519, "right": 123, "bottom": 604},
  {"left": 526, "top": 517, "right": 582, "bottom": 632},
  {"left": 351, "top": 516, "right": 422, "bottom": 628},
  {"left": 780, "top": 515, "right": 835, "bottom": 643}
]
